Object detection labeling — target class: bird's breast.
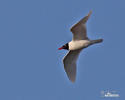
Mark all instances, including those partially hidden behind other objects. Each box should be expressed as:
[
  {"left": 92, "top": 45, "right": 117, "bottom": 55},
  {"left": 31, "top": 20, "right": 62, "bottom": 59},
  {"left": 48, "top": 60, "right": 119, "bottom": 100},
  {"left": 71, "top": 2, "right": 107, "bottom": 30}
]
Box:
[{"left": 69, "top": 40, "right": 90, "bottom": 50}]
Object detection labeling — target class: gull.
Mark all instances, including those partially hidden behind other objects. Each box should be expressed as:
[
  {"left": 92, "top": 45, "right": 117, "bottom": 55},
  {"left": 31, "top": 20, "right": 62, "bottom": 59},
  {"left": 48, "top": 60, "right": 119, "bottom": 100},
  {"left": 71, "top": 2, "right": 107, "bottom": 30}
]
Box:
[{"left": 58, "top": 11, "right": 103, "bottom": 82}]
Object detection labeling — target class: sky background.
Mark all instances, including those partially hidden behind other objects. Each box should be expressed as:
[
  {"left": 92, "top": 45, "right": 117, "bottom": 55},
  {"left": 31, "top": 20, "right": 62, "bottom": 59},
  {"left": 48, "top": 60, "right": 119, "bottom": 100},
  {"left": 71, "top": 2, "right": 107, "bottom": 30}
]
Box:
[{"left": 0, "top": 0, "right": 125, "bottom": 100}]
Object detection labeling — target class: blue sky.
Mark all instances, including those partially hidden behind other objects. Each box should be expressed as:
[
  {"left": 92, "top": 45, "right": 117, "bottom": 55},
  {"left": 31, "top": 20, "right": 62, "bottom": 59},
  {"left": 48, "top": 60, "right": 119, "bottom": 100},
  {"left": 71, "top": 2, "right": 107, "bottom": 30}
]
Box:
[{"left": 0, "top": 0, "right": 125, "bottom": 100}]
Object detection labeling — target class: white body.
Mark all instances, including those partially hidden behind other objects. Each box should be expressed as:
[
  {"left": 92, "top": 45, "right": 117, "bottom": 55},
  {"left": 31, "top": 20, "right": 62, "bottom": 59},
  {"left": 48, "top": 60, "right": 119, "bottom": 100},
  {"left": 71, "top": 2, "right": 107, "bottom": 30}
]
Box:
[{"left": 69, "top": 40, "right": 90, "bottom": 50}]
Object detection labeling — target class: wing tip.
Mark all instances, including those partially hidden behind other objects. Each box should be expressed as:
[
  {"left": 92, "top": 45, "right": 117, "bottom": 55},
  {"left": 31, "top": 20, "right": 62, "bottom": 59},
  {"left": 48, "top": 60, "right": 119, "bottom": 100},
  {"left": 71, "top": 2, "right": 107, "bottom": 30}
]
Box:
[
  {"left": 66, "top": 73, "right": 76, "bottom": 83},
  {"left": 88, "top": 10, "right": 92, "bottom": 17},
  {"left": 70, "top": 10, "right": 92, "bottom": 32},
  {"left": 70, "top": 78, "right": 76, "bottom": 83},
  {"left": 67, "top": 72, "right": 76, "bottom": 83}
]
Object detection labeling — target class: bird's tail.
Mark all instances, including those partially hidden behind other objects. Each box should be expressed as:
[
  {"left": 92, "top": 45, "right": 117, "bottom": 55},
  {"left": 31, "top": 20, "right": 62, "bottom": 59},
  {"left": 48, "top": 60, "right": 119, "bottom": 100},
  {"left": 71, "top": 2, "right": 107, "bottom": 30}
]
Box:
[{"left": 90, "top": 39, "right": 103, "bottom": 44}]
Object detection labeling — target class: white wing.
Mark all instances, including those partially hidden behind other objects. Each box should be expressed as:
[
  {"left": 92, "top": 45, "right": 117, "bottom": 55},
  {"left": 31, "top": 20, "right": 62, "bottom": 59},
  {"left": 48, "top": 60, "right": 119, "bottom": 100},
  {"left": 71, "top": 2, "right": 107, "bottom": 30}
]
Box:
[
  {"left": 70, "top": 11, "right": 92, "bottom": 40},
  {"left": 63, "top": 49, "right": 82, "bottom": 82}
]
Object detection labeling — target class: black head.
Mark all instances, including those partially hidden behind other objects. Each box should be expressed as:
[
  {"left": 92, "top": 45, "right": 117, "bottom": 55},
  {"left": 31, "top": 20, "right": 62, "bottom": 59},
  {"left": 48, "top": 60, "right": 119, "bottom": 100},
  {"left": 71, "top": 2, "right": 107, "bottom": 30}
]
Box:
[{"left": 58, "top": 43, "right": 69, "bottom": 50}]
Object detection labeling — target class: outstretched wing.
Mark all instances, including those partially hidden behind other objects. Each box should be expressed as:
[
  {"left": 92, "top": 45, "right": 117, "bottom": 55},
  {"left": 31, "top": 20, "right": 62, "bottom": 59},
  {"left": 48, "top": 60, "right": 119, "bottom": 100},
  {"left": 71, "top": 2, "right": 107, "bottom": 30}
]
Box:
[
  {"left": 70, "top": 11, "right": 92, "bottom": 40},
  {"left": 63, "top": 49, "right": 82, "bottom": 82}
]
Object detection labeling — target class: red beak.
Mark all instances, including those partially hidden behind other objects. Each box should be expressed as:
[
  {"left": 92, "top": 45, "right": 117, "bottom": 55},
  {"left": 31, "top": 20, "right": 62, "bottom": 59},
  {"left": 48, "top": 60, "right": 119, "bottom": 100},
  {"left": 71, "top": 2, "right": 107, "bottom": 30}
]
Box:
[{"left": 58, "top": 46, "right": 63, "bottom": 50}]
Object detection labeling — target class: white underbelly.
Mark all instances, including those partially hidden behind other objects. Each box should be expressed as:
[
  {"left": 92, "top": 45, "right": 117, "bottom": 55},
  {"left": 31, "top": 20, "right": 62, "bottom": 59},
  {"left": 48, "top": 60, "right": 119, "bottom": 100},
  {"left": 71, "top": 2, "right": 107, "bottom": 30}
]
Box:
[{"left": 69, "top": 40, "right": 90, "bottom": 50}]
